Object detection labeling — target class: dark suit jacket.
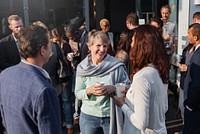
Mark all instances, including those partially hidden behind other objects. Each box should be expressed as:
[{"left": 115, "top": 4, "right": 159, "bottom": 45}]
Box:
[
  {"left": 183, "top": 46, "right": 200, "bottom": 134},
  {"left": 184, "top": 46, "right": 200, "bottom": 109},
  {"left": 180, "top": 44, "right": 194, "bottom": 89},
  {"left": 0, "top": 62, "right": 62, "bottom": 134},
  {"left": 0, "top": 34, "right": 20, "bottom": 70},
  {"left": 43, "top": 42, "right": 59, "bottom": 87},
  {"left": 79, "top": 30, "right": 88, "bottom": 60}
]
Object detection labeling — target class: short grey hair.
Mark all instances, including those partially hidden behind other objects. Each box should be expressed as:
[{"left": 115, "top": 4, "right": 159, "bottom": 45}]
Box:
[{"left": 88, "top": 30, "right": 110, "bottom": 47}]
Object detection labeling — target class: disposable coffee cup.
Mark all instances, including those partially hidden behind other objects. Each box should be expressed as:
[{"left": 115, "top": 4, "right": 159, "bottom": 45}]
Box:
[
  {"left": 67, "top": 53, "right": 74, "bottom": 61},
  {"left": 115, "top": 83, "right": 126, "bottom": 97},
  {"left": 95, "top": 82, "right": 104, "bottom": 86}
]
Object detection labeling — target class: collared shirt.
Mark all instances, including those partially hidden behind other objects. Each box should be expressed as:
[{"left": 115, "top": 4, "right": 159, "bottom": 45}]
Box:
[
  {"left": 195, "top": 44, "right": 200, "bottom": 51},
  {"left": 12, "top": 34, "right": 18, "bottom": 43},
  {"left": 12, "top": 34, "right": 20, "bottom": 51}
]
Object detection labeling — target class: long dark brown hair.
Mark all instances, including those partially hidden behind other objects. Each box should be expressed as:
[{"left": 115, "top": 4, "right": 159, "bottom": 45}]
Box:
[{"left": 130, "top": 25, "right": 170, "bottom": 83}]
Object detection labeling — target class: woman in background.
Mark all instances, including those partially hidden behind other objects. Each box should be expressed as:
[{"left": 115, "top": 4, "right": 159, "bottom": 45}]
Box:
[{"left": 149, "top": 17, "right": 163, "bottom": 34}]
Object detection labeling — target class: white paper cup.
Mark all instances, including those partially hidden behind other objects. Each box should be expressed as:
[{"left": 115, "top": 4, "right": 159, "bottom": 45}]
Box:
[
  {"left": 67, "top": 53, "right": 74, "bottom": 61},
  {"left": 95, "top": 82, "right": 104, "bottom": 86},
  {"left": 115, "top": 83, "right": 126, "bottom": 97}
]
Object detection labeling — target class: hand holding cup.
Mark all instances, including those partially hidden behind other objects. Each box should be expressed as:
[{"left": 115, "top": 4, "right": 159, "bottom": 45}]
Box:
[{"left": 93, "top": 82, "right": 106, "bottom": 95}]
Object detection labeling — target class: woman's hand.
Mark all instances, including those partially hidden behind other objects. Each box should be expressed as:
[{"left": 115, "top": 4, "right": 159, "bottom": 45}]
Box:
[
  {"left": 163, "top": 34, "right": 173, "bottom": 41},
  {"left": 179, "top": 64, "right": 187, "bottom": 72},
  {"left": 114, "top": 96, "right": 125, "bottom": 107},
  {"left": 121, "top": 87, "right": 128, "bottom": 97},
  {"left": 86, "top": 84, "right": 106, "bottom": 96},
  {"left": 86, "top": 85, "right": 116, "bottom": 96},
  {"left": 67, "top": 53, "right": 74, "bottom": 61}
]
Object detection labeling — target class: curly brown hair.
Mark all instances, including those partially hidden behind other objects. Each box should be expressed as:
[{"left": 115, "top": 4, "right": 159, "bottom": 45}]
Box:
[
  {"left": 18, "top": 25, "right": 49, "bottom": 59},
  {"left": 130, "top": 25, "right": 170, "bottom": 83}
]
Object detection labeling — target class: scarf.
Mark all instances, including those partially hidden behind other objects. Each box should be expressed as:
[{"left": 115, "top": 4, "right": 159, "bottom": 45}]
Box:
[
  {"left": 77, "top": 54, "right": 124, "bottom": 77},
  {"left": 77, "top": 54, "right": 129, "bottom": 134}
]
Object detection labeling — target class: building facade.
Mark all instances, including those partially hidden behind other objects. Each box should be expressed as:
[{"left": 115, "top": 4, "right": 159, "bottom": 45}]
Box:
[
  {"left": 0, "top": 0, "right": 83, "bottom": 37},
  {"left": 0, "top": 0, "right": 200, "bottom": 53}
]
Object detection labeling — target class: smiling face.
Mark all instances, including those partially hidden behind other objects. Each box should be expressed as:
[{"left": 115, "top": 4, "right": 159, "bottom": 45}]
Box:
[{"left": 89, "top": 37, "right": 108, "bottom": 65}]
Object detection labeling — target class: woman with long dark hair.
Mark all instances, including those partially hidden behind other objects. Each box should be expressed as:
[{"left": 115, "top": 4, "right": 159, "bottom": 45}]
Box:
[{"left": 114, "top": 25, "right": 170, "bottom": 134}]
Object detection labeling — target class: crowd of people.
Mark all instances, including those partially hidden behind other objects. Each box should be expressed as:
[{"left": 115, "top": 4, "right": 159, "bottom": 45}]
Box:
[{"left": 0, "top": 4, "right": 200, "bottom": 134}]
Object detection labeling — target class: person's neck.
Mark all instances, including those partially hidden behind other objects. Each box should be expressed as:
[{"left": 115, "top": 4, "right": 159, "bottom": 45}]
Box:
[
  {"left": 129, "top": 25, "right": 138, "bottom": 30},
  {"left": 162, "top": 18, "right": 169, "bottom": 24},
  {"left": 12, "top": 33, "right": 17, "bottom": 40},
  {"left": 91, "top": 59, "right": 101, "bottom": 65},
  {"left": 91, "top": 56, "right": 104, "bottom": 65},
  {"left": 25, "top": 58, "right": 44, "bottom": 68},
  {"left": 194, "top": 42, "right": 200, "bottom": 46},
  {"left": 102, "top": 30, "right": 108, "bottom": 34}
]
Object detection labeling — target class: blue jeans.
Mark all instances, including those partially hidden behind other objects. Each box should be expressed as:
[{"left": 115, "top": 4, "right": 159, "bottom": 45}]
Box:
[
  {"left": 80, "top": 112, "right": 110, "bottom": 134},
  {"left": 62, "top": 78, "right": 73, "bottom": 128}
]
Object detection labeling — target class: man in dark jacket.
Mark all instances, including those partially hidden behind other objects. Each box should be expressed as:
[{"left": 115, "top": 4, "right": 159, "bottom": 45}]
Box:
[{"left": 0, "top": 15, "right": 23, "bottom": 71}]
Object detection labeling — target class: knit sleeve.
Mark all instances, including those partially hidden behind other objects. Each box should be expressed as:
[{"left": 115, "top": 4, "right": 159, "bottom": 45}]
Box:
[{"left": 121, "top": 77, "right": 150, "bottom": 130}]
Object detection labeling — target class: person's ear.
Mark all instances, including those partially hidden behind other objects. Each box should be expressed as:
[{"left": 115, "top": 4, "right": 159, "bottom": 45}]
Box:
[
  {"left": 197, "top": 37, "right": 200, "bottom": 41},
  {"left": 8, "top": 24, "right": 12, "bottom": 30},
  {"left": 194, "top": 35, "right": 199, "bottom": 41},
  {"left": 87, "top": 43, "right": 91, "bottom": 51},
  {"left": 40, "top": 46, "right": 46, "bottom": 56},
  {"left": 193, "top": 18, "right": 197, "bottom": 22}
]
